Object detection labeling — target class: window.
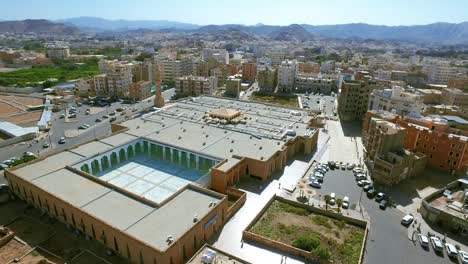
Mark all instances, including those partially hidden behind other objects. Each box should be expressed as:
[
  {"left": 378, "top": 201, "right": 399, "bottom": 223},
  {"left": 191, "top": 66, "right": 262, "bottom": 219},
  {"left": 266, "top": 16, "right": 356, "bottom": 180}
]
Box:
[{"left": 449, "top": 152, "right": 453, "bottom": 156}]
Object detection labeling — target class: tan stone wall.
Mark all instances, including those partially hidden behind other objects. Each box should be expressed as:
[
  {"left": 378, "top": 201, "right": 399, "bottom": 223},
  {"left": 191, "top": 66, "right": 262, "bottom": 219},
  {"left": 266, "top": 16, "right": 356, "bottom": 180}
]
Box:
[{"left": 5, "top": 169, "right": 228, "bottom": 264}]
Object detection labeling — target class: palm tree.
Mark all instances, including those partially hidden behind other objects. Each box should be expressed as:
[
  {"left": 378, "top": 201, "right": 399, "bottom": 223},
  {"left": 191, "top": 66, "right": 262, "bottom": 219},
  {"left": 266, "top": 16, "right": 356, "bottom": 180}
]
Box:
[
  {"left": 324, "top": 195, "right": 331, "bottom": 209},
  {"left": 336, "top": 198, "right": 343, "bottom": 213}
]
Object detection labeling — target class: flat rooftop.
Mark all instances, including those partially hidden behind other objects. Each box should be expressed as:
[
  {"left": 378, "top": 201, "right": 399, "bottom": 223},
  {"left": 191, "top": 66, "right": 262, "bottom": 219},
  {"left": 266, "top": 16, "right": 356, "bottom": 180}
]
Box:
[{"left": 187, "top": 245, "right": 250, "bottom": 264}]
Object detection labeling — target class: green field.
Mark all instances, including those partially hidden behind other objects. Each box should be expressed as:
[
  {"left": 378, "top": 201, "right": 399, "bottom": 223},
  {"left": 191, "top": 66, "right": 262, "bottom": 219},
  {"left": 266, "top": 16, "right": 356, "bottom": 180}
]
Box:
[
  {"left": 0, "top": 61, "right": 99, "bottom": 88},
  {"left": 250, "top": 92, "right": 299, "bottom": 108}
]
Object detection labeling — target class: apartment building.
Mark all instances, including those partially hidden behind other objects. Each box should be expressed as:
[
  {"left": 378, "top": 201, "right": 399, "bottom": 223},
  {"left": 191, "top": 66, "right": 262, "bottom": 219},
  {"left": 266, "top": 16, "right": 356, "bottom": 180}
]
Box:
[
  {"left": 448, "top": 78, "right": 468, "bottom": 91},
  {"left": 241, "top": 63, "right": 256, "bottom": 83},
  {"left": 363, "top": 118, "right": 426, "bottom": 185},
  {"left": 277, "top": 60, "right": 298, "bottom": 93},
  {"left": 364, "top": 110, "right": 468, "bottom": 174},
  {"left": 257, "top": 66, "right": 277, "bottom": 92},
  {"left": 224, "top": 74, "right": 242, "bottom": 98},
  {"left": 265, "top": 51, "right": 286, "bottom": 65},
  {"left": 155, "top": 59, "right": 193, "bottom": 83},
  {"left": 298, "top": 62, "right": 320, "bottom": 74},
  {"left": 320, "top": 60, "right": 336, "bottom": 73},
  {"left": 103, "top": 62, "right": 133, "bottom": 98},
  {"left": 129, "top": 81, "right": 152, "bottom": 101},
  {"left": 75, "top": 78, "right": 96, "bottom": 96},
  {"left": 46, "top": 42, "right": 70, "bottom": 61},
  {"left": 175, "top": 76, "right": 217, "bottom": 97},
  {"left": 202, "top": 48, "right": 229, "bottom": 65},
  {"left": 338, "top": 72, "right": 380, "bottom": 121},
  {"left": 441, "top": 88, "right": 468, "bottom": 111},
  {"left": 295, "top": 73, "right": 337, "bottom": 95},
  {"left": 425, "top": 63, "right": 457, "bottom": 85},
  {"left": 368, "top": 86, "right": 424, "bottom": 116},
  {"left": 94, "top": 74, "right": 108, "bottom": 96}
]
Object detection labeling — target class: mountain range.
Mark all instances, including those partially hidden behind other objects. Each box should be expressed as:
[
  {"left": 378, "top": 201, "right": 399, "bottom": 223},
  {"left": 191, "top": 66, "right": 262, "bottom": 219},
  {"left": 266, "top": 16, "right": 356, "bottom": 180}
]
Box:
[{"left": 1, "top": 17, "right": 468, "bottom": 44}]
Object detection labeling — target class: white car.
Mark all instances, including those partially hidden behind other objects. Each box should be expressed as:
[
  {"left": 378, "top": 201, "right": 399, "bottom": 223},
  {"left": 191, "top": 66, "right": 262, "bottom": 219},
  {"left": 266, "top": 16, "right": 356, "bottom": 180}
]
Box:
[
  {"left": 459, "top": 250, "right": 468, "bottom": 264},
  {"left": 446, "top": 243, "right": 458, "bottom": 258},
  {"left": 342, "top": 196, "right": 349, "bottom": 209},
  {"left": 401, "top": 214, "right": 414, "bottom": 226},
  {"left": 430, "top": 236, "right": 443, "bottom": 252},
  {"left": 329, "top": 192, "right": 336, "bottom": 205},
  {"left": 418, "top": 234, "right": 429, "bottom": 248}
]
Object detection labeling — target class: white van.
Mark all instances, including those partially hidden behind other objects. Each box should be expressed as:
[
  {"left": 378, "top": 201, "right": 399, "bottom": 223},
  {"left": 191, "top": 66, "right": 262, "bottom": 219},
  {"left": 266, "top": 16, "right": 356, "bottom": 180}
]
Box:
[
  {"left": 329, "top": 192, "right": 336, "bottom": 205},
  {"left": 342, "top": 196, "right": 349, "bottom": 209}
]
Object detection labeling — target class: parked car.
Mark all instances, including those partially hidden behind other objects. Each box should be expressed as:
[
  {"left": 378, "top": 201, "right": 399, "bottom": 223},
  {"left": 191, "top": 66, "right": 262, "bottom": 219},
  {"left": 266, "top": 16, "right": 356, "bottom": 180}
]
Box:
[
  {"left": 85, "top": 109, "right": 90, "bottom": 115},
  {"left": 347, "top": 163, "right": 355, "bottom": 170},
  {"left": 58, "top": 137, "right": 66, "bottom": 144},
  {"left": 353, "top": 167, "right": 363, "bottom": 173},
  {"left": 102, "top": 115, "right": 109, "bottom": 119},
  {"left": 401, "top": 214, "right": 414, "bottom": 226},
  {"left": 95, "top": 118, "right": 102, "bottom": 122},
  {"left": 361, "top": 180, "right": 371, "bottom": 187},
  {"left": 367, "top": 189, "right": 376, "bottom": 198},
  {"left": 68, "top": 113, "right": 77, "bottom": 118},
  {"left": 430, "top": 236, "right": 444, "bottom": 252},
  {"left": 309, "top": 180, "right": 322, "bottom": 189},
  {"left": 357, "top": 180, "right": 364, "bottom": 187},
  {"left": 459, "top": 251, "right": 468, "bottom": 264},
  {"left": 110, "top": 117, "right": 117, "bottom": 122},
  {"left": 2, "top": 159, "right": 13, "bottom": 166},
  {"left": 418, "top": 234, "right": 429, "bottom": 248},
  {"left": 0, "top": 164, "right": 9, "bottom": 170},
  {"left": 446, "top": 243, "right": 458, "bottom": 258},
  {"left": 363, "top": 184, "right": 374, "bottom": 192},
  {"left": 59, "top": 113, "right": 65, "bottom": 118},
  {"left": 109, "top": 111, "right": 116, "bottom": 116},
  {"left": 43, "top": 142, "right": 50, "bottom": 148},
  {"left": 23, "top": 151, "right": 35, "bottom": 158},
  {"left": 375, "top": 192, "right": 387, "bottom": 202},
  {"left": 379, "top": 200, "right": 388, "bottom": 210},
  {"left": 342, "top": 196, "right": 349, "bottom": 209},
  {"left": 329, "top": 193, "right": 336, "bottom": 205}
]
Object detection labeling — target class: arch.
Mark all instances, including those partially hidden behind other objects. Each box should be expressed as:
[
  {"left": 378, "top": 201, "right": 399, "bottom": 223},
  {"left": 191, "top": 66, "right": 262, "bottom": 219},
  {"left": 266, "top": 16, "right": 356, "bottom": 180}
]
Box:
[
  {"left": 119, "top": 149, "right": 126, "bottom": 162},
  {"left": 114, "top": 237, "right": 119, "bottom": 252},
  {"left": 91, "top": 160, "right": 100, "bottom": 174},
  {"left": 101, "top": 156, "right": 110, "bottom": 171},
  {"left": 110, "top": 152, "right": 118, "bottom": 166},
  {"left": 81, "top": 164, "right": 90, "bottom": 174},
  {"left": 127, "top": 145, "right": 134, "bottom": 159},
  {"left": 135, "top": 142, "right": 142, "bottom": 156},
  {"left": 143, "top": 141, "right": 149, "bottom": 154}
]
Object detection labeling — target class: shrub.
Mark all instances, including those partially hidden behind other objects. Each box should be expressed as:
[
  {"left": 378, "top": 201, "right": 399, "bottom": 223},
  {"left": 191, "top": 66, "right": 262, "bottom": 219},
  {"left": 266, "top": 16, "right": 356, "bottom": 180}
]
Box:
[
  {"left": 313, "top": 246, "right": 331, "bottom": 261},
  {"left": 311, "top": 215, "right": 332, "bottom": 229},
  {"left": 333, "top": 220, "right": 346, "bottom": 229},
  {"left": 292, "top": 235, "right": 320, "bottom": 252}
]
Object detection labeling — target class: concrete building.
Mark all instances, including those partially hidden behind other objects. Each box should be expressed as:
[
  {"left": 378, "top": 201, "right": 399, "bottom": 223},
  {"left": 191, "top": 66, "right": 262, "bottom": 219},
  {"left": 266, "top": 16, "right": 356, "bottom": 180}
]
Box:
[
  {"left": 416, "top": 89, "right": 442, "bottom": 105},
  {"left": 75, "top": 78, "right": 96, "bottom": 96},
  {"left": 94, "top": 74, "right": 108, "bottom": 97},
  {"left": 156, "top": 59, "right": 193, "bottom": 83},
  {"left": 421, "top": 179, "right": 468, "bottom": 235},
  {"left": 294, "top": 73, "right": 337, "bottom": 95},
  {"left": 224, "top": 74, "right": 242, "bottom": 98},
  {"left": 441, "top": 88, "right": 468, "bottom": 111},
  {"left": 448, "top": 78, "right": 468, "bottom": 91},
  {"left": 277, "top": 60, "right": 297, "bottom": 93},
  {"left": 338, "top": 72, "right": 380, "bottom": 121},
  {"left": 175, "top": 76, "right": 217, "bottom": 97},
  {"left": 202, "top": 49, "right": 229, "bottom": 65},
  {"left": 4, "top": 96, "right": 319, "bottom": 264},
  {"left": 320, "top": 60, "right": 335, "bottom": 73},
  {"left": 364, "top": 110, "right": 468, "bottom": 174},
  {"left": 363, "top": 118, "right": 426, "bottom": 185},
  {"left": 265, "top": 51, "right": 286, "bottom": 65},
  {"left": 375, "top": 69, "right": 392, "bottom": 81},
  {"left": 425, "top": 63, "right": 457, "bottom": 85},
  {"left": 241, "top": 63, "right": 256, "bottom": 83},
  {"left": 46, "top": 42, "right": 70, "bottom": 61},
  {"left": 98, "top": 60, "right": 134, "bottom": 98},
  {"left": 257, "top": 66, "right": 277, "bottom": 92},
  {"left": 298, "top": 62, "right": 320, "bottom": 74},
  {"left": 129, "top": 81, "right": 152, "bottom": 101},
  {"left": 368, "top": 86, "right": 424, "bottom": 116}
]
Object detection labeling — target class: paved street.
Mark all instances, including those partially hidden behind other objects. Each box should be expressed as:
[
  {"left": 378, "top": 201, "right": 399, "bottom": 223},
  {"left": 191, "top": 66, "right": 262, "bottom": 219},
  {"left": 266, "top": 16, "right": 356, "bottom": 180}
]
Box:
[{"left": 300, "top": 94, "right": 337, "bottom": 118}]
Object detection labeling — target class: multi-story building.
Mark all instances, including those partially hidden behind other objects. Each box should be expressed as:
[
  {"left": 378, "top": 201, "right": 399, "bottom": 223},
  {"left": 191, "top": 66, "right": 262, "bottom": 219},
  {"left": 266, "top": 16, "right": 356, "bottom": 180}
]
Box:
[
  {"left": 132, "top": 60, "right": 154, "bottom": 83},
  {"left": 265, "top": 51, "right": 286, "bottom": 65},
  {"left": 391, "top": 70, "right": 408, "bottom": 82},
  {"left": 294, "top": 73, "right": 337, "bottom": 95},
  {"left": 175, "top": 76, "right": 217, "bottom": 97},
  {"left": 375, "top": 69, "right": 392, "bottom": 81},
  {"left": 363, "top": 117, "right": 426, "bottom": 185},
  {"left": 364, "top": 110, "right": 468, "bottom": 174},
  {"left": 156, "top": 59, "right": 193, "bottom": 83},
  {"left": 338, "top": 72, "right": 380, "bottom": 121},
  {"left": 224, "top": 74, "right": 242, "bottom": 98},
  {"left": 241, "top": 63, "right": 256, "bottom": 83},
  {"left": 94, "top": 74, "right": 108, "bottom": 97},
  {"left": 46, "top": 42, "right": 70, "bottom": 61},
  {"left": 298, "top": 62, "right": 320, "bottom": 74},
  {"left": 257, "top": 66, "right": 277, "bottom": 92},
  {"left": 277, "top": 60, "right": 297, "bottom": 93},
  {"left": 441, "top": 88, "right": 468, "bottom": 111},
  {"left": 416, "top": 89, "right": 442, "bottom": 105},
  {"left": 320, "top": 60, "right": 335, "bottom": 73},
  {"left": 75, "top": 78, "right": 96, "bottom": 96},
  {"left": 448, "top": 78, "right": 468, "bottom": 91},
  {"left": 101, "top": 61, "right": 133, "bottom": 98},
  {"left": 368, "top": 86, "right": 424, "bottom": 116},
  {"left": 129, "top": 81, "right": 152, "bottom": 101},
  {"left": 425, "top": 63, "right": 457, "bottom": 85},
  {"left": 202, "top": 48, "right": 229, "bottom": 65}
]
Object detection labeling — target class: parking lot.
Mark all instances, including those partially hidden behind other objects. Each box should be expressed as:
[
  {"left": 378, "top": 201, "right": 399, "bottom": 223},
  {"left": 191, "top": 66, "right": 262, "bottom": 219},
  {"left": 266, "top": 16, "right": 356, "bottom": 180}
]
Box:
[{"left": 297, "top": 163, "right": 467, "bottom": 264}]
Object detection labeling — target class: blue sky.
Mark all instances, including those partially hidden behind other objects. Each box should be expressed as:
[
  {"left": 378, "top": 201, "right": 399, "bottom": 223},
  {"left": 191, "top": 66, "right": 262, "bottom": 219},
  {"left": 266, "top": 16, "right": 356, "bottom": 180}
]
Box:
[{"left": 1, "top": 0, "right": 467, "bottom": 26}]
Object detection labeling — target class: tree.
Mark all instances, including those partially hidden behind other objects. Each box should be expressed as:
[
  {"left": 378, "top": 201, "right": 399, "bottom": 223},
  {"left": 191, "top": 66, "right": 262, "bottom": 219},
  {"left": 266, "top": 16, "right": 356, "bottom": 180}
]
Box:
[
  {"left": 292, "top": 236, "right": 320, "bottom": 252},
  {"left": 324, "top": 195, "right": 331, "bottom": 209},
  {"left": 336, "top": 198, "right": 343, "bottom": 212}
]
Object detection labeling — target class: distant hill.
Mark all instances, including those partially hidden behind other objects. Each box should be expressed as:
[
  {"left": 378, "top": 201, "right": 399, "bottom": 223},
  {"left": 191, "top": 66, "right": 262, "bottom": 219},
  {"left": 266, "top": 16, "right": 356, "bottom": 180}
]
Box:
[
  {"left": 0, "top": 19, "right": 79, "bottom": 34},
  {"left": 57, "top": 17, "right": 200, "bottom": 32},
  {"left": 268, "top": 24, "right": 313, "bottom": 42}
]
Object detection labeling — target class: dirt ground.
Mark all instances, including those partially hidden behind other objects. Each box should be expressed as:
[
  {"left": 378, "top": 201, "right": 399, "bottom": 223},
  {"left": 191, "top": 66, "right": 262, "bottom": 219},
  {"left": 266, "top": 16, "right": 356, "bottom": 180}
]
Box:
[
  {"left": 0, "top": 238, "right": 32, "bottom": 263},
  {"left": 0, "top": 95, "right": 44, "bottom": 125}
]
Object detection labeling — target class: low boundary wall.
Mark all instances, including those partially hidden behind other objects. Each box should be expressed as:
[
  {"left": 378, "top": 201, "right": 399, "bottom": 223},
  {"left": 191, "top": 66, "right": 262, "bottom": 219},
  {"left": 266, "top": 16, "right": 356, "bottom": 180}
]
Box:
[{"left": 225, "top": 187, "right": 246, "bottom": 221}]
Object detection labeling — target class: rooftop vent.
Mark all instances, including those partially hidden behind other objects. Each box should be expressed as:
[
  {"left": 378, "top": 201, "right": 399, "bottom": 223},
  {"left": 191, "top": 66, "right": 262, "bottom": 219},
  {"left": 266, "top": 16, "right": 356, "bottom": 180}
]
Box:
[{"left": 193, "top": 214, "right": 199, "bottom": 223}]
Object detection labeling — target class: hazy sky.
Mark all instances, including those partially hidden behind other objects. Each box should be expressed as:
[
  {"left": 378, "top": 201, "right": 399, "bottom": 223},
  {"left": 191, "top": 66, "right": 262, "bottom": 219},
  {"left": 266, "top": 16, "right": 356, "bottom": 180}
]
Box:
[{"left": 1, "top": 0, "right": 467, "bottom": 26}]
